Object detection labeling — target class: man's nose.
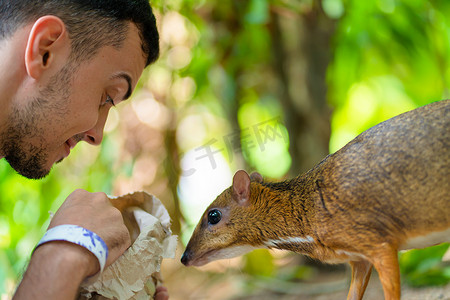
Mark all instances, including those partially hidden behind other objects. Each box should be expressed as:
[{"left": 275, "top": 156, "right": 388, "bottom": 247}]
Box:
[{"left": 82, "top": 109, "right": 109, "bottom": 146}]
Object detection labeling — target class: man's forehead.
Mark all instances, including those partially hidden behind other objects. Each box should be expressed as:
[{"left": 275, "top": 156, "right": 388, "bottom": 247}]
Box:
[
  {"left": 127, "top": 22, "right": 148, "bottom": 71},
  {"left": 112, "top": 23, "right": 147, "bottom": 92}
]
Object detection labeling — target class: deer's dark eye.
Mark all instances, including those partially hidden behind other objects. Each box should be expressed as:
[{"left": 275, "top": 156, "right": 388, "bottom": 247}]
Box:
[{"left": 208, "top": 209, "right": 222, "bottom": 225}]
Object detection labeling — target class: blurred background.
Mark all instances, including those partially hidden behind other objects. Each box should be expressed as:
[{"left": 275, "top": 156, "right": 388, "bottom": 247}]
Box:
[{"left": 1, "top": 0, "right": 449, "bottom": 299}]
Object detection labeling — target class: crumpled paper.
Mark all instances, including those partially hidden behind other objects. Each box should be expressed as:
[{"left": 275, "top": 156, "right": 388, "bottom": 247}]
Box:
[{"left": 78, "top": 192, "right": 177, "bottom": 300}]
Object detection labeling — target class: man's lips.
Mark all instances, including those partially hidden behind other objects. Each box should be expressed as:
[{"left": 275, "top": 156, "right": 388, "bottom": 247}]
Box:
[
  {"left": 66, "top": 138, "right": 77, "bottom": 150},
  {"left": 63, "top": 138, "right": 77, "bottom": 158},
  {"left": 63, "top": 141, "right": 70, "bottom": 159}
]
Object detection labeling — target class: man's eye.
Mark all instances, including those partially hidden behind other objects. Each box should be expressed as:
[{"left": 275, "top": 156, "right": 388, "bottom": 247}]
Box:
[{"left": 105, "top": 95, "right": 116, "bottom": 107}]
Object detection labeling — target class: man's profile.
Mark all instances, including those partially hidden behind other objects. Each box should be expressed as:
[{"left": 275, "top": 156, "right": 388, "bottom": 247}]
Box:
[{"left": 0, "top": 1, "right": 168, "bottom": 299}]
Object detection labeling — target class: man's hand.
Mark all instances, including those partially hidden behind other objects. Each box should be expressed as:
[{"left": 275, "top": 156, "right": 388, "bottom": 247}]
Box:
[
  {"left": 48, "top": 189, "right": 131, "bottom": 275},
  {"left": 155, "top": 286, "right": 169, "bottom": 300},
  {"left": 13, "top": 189, "right": 131, "bottom": 299}
]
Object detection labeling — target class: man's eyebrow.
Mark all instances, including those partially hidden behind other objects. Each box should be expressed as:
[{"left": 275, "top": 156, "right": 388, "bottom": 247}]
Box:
[{"left": 113, "top": 72, "right": 133, "bottom": 100}]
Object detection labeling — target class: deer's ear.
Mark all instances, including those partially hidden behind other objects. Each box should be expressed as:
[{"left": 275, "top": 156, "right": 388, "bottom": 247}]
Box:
[
  {"left": 232, "top": 170, "right": 251, "bottom": 206},
  {"left": 250, "top": 172, "right": 263, "bottom": 183}
]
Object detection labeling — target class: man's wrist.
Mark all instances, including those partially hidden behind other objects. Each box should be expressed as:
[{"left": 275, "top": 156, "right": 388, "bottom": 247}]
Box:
[
  {"left": 35, "top": 224, "right": 108, "bottom": 273},
  {"left": 13, "top": 241, "right": 99, "bottom": 300},
  {"left": 32, "top": 240, "right": 100, "bottom": 279}
]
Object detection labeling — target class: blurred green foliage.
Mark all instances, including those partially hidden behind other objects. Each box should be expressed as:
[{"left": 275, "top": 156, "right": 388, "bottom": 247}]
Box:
[
  {"left": 1, "top": 0, "right": 450, "bottom": 297},
  {"left": 243, "top": 249, "right": 276, "bottom": 277},
  {"left": 400, "top": 244, "right": 450, "bottom": 287},
  {"left": 328, "top": 0, "right": 450, "bottom": 151}
]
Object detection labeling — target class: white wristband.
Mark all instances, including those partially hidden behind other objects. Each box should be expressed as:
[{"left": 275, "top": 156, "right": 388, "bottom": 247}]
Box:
[{"left": 35, "top": 225, "right": 109, "bottom": 273}]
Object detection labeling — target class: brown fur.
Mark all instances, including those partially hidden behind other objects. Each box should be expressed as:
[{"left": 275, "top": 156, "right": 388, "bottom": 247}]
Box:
[{"left": 182, "top": 100, "right": 450, "bottom": 300}]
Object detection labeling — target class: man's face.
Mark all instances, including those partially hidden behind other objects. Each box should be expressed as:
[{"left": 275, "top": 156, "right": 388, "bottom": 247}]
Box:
[{"left": 1, "top": 24, "right": 146, "bottom": 179}]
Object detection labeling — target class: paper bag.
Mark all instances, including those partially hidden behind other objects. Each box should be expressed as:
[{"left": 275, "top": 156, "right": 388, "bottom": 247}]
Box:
[{"left": 78, "top": 192, "right": 177, "bottom": 300}]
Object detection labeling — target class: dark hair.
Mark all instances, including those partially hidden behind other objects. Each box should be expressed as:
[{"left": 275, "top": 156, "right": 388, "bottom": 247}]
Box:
[{"left": 0, "top": 0, "right": 159, "bottom": 66}]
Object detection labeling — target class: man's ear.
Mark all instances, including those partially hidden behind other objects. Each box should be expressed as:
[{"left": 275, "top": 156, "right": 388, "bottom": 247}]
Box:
[{"left": 25, "top": 16, "right": 68, "bottom": 79}]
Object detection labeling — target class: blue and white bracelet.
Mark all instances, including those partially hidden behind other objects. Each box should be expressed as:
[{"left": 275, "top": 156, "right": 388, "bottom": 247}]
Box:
[{"left": 35, "top": 225, "right": 109, "bottom": 273}]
